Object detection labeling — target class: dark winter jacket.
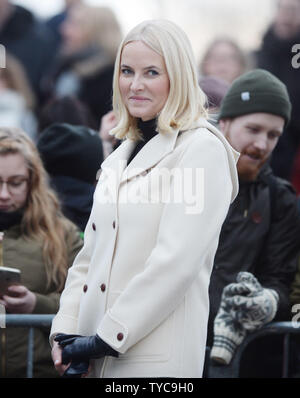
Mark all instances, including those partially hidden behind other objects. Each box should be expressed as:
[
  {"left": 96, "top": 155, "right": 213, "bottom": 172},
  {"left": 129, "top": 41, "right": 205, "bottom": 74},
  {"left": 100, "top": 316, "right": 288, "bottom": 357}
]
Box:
[
  {"left": 256, "top": 26, "right": 300, "bottom": 180},
  {"left": 42, "top": 46, "right": 115, "bottom": 127},
  {"left": 0, "top": 5, "right": 56, "bottom": 100},
  {"left": 46, "top": 10, "right": 67, "bottom": 50},
  {"left": 207, "top": 164, "right": 300, "bottom": 345},
  {"left": 50, "top": 175, "right": 96, "bottom": 232}
]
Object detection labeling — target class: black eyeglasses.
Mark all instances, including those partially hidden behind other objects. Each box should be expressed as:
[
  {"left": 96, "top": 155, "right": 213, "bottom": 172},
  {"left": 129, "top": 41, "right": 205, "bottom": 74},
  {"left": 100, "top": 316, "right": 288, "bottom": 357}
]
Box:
[{"left": 0, "top": 177, "right": 29, "bottom": 194}]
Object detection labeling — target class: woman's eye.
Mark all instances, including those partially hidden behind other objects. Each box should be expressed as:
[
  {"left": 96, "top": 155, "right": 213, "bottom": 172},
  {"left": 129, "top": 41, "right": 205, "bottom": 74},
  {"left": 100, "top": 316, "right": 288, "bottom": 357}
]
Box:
[
  {"left": 121, "top": 68, "right": 132, "bottom": 75},
  {"left": 147, "top": 70, "right": 158, "bottom": 76},
  {"left": 9, "top": 179, "right": 25, "bottom": 187}
]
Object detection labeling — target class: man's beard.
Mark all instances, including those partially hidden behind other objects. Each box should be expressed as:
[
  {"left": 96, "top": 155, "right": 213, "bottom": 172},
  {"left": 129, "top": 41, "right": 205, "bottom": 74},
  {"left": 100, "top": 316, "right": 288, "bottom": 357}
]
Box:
[
  {"left": 223, "top": 128, "right": 268, "bottom": 182},
  {"left": 237, "top": 150, "right": 268, "bottom": 181}
]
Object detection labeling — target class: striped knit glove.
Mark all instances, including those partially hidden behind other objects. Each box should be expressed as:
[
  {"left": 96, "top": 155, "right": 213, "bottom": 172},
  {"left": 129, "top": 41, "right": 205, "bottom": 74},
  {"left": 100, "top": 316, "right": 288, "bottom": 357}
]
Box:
[
  {"left": 210, "top": 287, "right": 247, "bottom": 365},
  {"left": 210, "top": 272, "right": 279, "bottom": 365},
  {"left": 224, "top": 272, "right": 279, "bottom": 332}
]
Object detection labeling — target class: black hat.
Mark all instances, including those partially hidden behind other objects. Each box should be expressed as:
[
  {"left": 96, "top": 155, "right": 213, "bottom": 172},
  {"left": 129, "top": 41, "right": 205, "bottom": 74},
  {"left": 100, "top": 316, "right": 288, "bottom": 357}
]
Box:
[
  {"left": 37, "top": 123, "right": 103, "bottom": 184},
  {"left": 218, "top": 69, "right": 292, "bottom": 126}
]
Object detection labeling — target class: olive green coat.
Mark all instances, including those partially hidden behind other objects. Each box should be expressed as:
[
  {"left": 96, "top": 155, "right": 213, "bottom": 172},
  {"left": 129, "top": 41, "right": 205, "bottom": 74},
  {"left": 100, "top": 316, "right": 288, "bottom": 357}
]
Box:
[{"left": 0, "top": 220, "right": 83, "bottom": 378}]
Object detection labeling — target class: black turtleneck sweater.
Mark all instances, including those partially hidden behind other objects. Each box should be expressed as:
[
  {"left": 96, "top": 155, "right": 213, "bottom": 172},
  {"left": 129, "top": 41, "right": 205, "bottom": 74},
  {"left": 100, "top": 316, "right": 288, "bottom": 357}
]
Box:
[{"left": 127, "top": 118, "right": 158, "bottom": 166}]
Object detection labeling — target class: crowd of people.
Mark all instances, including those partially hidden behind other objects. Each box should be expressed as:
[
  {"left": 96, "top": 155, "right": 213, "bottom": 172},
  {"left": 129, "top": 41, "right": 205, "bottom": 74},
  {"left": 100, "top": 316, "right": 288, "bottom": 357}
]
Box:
[{"left": 0, "top": 0, "right": 300, "bottom": 378}]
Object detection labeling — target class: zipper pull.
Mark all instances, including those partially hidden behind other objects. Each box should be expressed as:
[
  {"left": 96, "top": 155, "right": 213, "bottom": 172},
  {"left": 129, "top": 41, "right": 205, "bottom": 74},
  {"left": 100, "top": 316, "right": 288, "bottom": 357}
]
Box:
[{"left": 243, "top": 209, "right": 248, "bottom": 218}]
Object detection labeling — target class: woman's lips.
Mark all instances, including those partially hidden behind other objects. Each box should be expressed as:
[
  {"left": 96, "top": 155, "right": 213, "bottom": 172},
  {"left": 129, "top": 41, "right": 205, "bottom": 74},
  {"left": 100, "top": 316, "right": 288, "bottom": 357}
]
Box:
[
  {"left": 0, "top": 206, "right": 11, "bottom": 211},
  {"left": 129, "top": 96, "right": 150, "bottom": 101}
]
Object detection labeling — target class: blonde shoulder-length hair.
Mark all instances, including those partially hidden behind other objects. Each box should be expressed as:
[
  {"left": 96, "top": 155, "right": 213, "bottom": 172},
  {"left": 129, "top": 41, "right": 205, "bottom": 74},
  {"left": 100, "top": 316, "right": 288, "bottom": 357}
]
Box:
[{"left": 111, "top": 19, "right": 208, "bottom": 141}]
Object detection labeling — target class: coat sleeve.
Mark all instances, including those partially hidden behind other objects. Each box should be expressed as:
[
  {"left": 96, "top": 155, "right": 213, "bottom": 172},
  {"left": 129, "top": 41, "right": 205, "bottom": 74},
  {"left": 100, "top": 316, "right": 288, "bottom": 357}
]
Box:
[
  {"left": 255, "top": 182, "right": 300, "bottom": 320},
  {"left": 97, "top": 133, "right": 235, "bottom": 353}
]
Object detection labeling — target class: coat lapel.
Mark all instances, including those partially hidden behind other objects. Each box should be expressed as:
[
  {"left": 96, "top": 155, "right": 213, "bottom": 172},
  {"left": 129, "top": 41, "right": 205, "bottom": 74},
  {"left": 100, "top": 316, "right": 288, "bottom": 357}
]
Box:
[
  {"left": 100, "top": 126, "right": 180, "bottom": 187},
  {"left": 120, "top": 127, "right": 180, "bottom": 184},
  {"left": 99, "top": 139, "right": 135, "bottom": 190}
]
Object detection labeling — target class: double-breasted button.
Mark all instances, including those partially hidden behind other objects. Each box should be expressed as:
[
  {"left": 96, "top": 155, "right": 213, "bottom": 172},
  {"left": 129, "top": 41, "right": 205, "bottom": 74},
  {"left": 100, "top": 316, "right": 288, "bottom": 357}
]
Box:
[
  {"left": 117, "top": 333, "right": 124, "bottom": 341},
  {"left": 83, "top": 284, "right": 88, "bottom": 293},
  {"left": 112, "top": 221, "right": 116, "bottom": 229},
  {"left": 100, "top": 283, "right": 106, "bottom": 292},
  {"left": 251, "top": 211, "right": 262, "bottom": 224},
  {"left": 92, "top": 223, "right": 96, "bottom": 231}
]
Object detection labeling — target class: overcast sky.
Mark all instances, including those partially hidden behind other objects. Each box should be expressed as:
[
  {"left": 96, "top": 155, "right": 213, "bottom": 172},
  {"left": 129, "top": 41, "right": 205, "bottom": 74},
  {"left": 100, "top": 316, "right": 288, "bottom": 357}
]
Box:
[{"left": 12, "top": 0, "right": 276, "bottom": 62}]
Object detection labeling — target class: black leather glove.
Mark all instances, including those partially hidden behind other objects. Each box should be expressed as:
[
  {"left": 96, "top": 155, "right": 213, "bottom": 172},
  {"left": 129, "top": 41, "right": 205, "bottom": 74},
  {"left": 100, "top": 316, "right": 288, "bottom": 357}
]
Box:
[
  {"left": 62, "top": 360, "right": 90, "bottom": 378},
  {"left": 54, "top": 333, "right": 119, "bottom": 365},
  {"left": 54, "top": 334, "right": 89, "bottom": 378}
]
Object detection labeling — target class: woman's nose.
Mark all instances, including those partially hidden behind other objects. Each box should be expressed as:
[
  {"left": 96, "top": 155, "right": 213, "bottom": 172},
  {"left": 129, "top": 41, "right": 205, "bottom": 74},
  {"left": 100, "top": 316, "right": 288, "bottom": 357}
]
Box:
[
  {"left": 0, "top": 182, "right": 11, "bottom": 199},
  {"left": 130, "top": 75, "right": 144, "bottom": 91}
]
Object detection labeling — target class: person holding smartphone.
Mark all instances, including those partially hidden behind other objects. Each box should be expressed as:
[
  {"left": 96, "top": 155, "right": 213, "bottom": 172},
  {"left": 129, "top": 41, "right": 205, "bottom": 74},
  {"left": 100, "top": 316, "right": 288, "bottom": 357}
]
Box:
[{"left": 0, "top": 127, "right": 83, "bottom": 377}]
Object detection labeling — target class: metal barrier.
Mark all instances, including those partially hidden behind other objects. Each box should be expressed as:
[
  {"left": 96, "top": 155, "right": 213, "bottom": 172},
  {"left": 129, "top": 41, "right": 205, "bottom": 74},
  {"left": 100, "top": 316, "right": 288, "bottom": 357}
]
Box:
[
  {"left": 1, "top": 316, "right": 300, "bottom": 378},
  {"left": 206, "top": 321, "right": 300, "bottom": 378},
  {"left": 2, "top": 314, "right": 54, "bottom": 378}
]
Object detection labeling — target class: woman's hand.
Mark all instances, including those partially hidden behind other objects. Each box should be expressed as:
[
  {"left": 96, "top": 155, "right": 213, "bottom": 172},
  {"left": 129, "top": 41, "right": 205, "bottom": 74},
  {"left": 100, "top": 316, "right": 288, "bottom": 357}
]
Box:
[
  {"left": 1, "top": 285, "right": 36, "bottom": 313},
  {"left": 52, "top": 339, "right": 91, "bottom": 378},
  {"left": 51, "top": 341, "right": 71, "bottom": 376}
]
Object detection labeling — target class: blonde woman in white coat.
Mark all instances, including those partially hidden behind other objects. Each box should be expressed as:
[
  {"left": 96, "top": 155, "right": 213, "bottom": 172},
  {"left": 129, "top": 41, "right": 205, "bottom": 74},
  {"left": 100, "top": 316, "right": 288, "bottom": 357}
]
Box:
[{"left": 50, "top": 19, "right": 239, "bottom": 378}]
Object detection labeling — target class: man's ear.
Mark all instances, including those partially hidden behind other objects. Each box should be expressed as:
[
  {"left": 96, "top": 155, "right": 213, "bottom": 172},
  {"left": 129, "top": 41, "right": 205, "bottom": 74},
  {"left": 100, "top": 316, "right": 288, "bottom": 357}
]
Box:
[{"left": 219, "top": 119, "right": 231, "bottom": 136}]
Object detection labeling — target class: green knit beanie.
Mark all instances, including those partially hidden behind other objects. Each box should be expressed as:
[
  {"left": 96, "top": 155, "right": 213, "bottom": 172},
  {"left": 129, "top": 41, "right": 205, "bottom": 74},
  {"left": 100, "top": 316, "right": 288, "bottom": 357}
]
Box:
[{"left": 218, "top": 69, "right": 292, "bottom": 125}]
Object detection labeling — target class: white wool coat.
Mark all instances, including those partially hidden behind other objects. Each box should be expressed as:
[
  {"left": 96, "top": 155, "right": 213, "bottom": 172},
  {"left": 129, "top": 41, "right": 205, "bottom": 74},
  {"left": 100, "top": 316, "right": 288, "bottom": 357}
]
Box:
[{"left": 50, "top": 118, "right": 239, "bottom": 378}]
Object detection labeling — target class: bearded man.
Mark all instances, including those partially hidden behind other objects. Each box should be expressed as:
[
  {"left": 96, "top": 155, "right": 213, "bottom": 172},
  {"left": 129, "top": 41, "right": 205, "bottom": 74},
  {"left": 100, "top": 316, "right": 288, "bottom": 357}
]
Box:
[{"left": 206, "top": 69, "right": 300, "bottom": 377}]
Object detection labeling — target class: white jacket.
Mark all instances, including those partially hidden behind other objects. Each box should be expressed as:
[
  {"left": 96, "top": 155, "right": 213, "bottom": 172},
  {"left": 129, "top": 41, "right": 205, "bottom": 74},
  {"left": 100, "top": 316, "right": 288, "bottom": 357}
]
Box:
[{"left": 50, "top": 118, "right": 239, "bottom": 377}]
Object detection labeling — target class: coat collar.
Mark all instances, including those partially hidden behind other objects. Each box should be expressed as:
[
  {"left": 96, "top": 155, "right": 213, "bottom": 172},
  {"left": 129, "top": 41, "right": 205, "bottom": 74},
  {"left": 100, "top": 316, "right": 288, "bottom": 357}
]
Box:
[
  {"left": 101, "top": 125, "right": 181, "bottom": 185},
  {"left": 100, "top": 117, "right": 240, "bottom": 203}
]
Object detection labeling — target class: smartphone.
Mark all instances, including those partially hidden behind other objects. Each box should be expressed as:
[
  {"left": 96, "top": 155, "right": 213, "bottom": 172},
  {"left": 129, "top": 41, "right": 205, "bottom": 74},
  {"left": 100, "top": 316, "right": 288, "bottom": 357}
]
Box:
[{"left": 0, "top": 266, "right": 21, "bottom": 296}]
